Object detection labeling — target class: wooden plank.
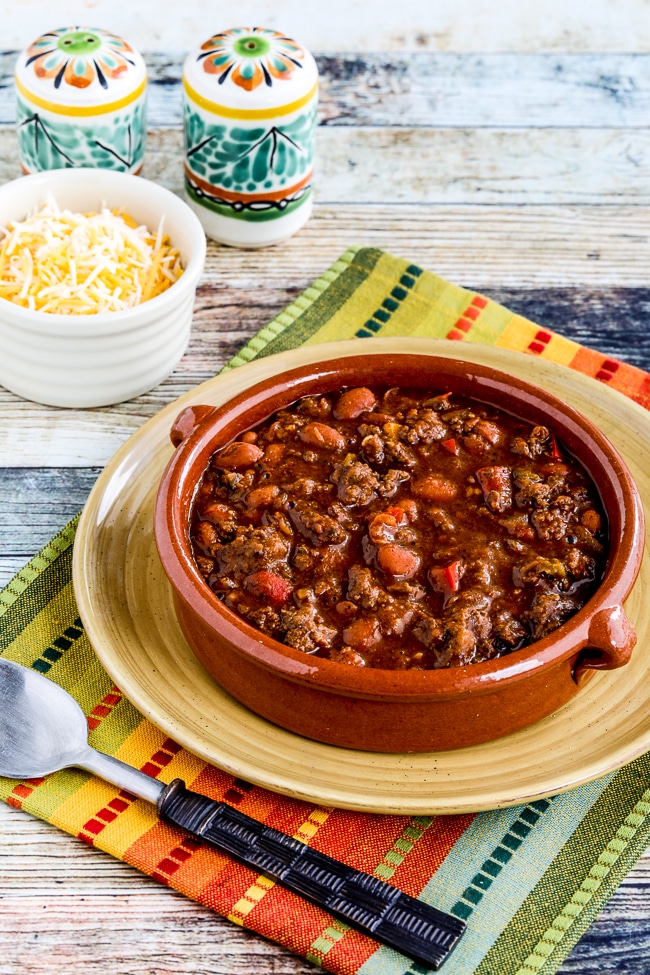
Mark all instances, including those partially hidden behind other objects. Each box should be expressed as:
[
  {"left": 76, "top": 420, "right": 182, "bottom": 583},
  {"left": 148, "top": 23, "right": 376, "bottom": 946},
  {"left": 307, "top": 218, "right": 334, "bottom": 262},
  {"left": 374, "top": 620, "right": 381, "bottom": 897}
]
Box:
[
  {"left": 0, "top": 469, "right": 99, "bottom": 583},
  {"left": 312, "top": 127, "right": 650, "bottom": 205},
  {"left": 2, "top": 53, "right": 650, "bottom": 129},
  {"left": 8, "top": 125, "right": 648, "bottom": 207},
  {"left": 317, "top": 54, "right": 650, "bottom": 129},
  {"left": 2, "top": 1, "right": 650, "bottom": 55}
]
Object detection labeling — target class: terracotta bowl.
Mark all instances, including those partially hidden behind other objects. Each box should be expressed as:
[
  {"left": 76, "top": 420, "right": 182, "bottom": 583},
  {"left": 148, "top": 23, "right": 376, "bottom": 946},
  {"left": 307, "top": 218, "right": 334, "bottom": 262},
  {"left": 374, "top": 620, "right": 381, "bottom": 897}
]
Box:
[{"left": 154, "top": 353, "right": 645, "bottom": 753}]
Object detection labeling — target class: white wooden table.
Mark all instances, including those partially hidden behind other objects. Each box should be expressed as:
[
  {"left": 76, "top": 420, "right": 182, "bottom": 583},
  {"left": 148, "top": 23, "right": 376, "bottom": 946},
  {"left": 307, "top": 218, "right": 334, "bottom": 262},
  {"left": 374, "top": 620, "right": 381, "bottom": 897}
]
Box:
[{"left": 1, "top": 41, "right": 650, "bottom": 975}]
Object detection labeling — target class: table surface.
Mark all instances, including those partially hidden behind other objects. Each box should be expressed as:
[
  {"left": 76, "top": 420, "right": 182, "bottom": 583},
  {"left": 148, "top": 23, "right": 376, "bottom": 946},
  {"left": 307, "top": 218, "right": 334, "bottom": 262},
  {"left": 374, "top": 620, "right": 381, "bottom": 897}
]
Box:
[{"left": 1, "top": 46, "right": 650, "bottom": 975}]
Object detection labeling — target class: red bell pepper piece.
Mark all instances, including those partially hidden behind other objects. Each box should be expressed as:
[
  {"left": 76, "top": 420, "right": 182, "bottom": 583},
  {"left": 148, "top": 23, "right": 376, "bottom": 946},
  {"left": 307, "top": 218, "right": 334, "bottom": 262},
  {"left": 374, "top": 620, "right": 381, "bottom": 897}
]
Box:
[
  {"left": 428, "top": 560, "right": 462, "bottom": 598},
  {"left": 441, "top": 438, "right": 458, "bottom": 455}
]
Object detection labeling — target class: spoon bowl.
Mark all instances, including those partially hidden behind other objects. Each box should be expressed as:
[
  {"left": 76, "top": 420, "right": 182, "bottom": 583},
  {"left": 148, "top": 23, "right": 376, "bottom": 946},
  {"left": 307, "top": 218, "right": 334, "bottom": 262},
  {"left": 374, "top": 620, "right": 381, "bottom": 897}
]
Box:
[{"left": 0, "top": 657, "right": 89, "bottom": 778}]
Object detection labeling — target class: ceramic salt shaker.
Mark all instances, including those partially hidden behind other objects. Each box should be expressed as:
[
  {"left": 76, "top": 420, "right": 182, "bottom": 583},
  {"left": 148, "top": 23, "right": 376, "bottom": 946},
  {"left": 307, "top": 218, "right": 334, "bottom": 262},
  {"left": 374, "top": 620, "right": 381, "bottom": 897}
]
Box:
[
  {"left": 15, "top": 26, "right": 147, "bottom": 174},
  {"left": 182, "top": 27, "right": 318, "bottom": 247}
]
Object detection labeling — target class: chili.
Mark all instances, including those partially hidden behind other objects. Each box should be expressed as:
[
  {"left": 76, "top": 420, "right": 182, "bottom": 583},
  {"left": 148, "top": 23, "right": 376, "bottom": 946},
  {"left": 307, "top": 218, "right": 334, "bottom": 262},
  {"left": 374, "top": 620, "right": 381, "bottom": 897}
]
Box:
[{"left": 189, "top": 386, "right": 608, "bottom": 670}]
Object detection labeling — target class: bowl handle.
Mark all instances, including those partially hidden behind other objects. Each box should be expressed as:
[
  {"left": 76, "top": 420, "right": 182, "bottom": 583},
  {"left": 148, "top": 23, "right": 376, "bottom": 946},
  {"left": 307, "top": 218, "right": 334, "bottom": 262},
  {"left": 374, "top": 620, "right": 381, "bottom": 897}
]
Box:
[
  {"left": 170, "top": 405, "right": 217, "bottom": 447},
  {"left": 572, "top": 604, "right": 637, "bottom": 684}
]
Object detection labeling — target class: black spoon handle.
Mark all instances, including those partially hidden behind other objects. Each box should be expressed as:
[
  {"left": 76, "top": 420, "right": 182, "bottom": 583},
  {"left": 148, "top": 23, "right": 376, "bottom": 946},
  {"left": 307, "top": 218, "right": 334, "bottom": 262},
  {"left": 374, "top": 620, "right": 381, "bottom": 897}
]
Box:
[{"left": 158, "top": 779, "right": 465, "bottom": 969}]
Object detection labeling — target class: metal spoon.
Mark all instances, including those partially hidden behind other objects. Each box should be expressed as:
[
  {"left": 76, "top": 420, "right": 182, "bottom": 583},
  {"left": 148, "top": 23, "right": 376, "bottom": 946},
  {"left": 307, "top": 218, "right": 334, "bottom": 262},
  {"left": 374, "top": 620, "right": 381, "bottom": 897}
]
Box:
[{"left": 0, "top": 658, "right": 465, "bottom": 969}]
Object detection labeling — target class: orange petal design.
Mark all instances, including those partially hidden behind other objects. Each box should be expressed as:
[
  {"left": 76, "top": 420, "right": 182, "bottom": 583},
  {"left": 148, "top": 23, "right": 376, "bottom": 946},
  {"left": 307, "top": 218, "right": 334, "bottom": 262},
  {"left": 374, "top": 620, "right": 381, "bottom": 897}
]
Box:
[
  {"left": 267, "top": 55, "right": 295, "bottom": 80},
  {"left": 231, "top": 60, "right": 264, "bottom": 91},
  {"left": 33, "top": 56, "right": 66, "bottom": 80},
  {"left": 203, "top": 55, "right": 234, "bottom": 76},
  {"left": 96, "top": 55, "right": 128, "bottom": 80},
  {"left": 64, "top": 58, "right": 94, "bottom": 88},
  {"left": 201, "top": 33, "right": 230, "bottom": 51}
]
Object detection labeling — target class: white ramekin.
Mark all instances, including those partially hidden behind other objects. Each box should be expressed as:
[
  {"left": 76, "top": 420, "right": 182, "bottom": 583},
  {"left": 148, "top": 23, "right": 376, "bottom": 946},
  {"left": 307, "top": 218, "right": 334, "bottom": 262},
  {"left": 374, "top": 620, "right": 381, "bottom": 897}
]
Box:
[{"left": 0, "top": 169, "right": 206, "bottom": 407}]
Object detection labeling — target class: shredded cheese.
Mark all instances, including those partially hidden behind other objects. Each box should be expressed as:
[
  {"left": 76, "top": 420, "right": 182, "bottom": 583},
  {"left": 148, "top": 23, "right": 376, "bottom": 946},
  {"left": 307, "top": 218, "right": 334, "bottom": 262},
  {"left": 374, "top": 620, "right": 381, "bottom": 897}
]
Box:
[{"left": 0, "top": 196, "right": 184, "bottom": 315}]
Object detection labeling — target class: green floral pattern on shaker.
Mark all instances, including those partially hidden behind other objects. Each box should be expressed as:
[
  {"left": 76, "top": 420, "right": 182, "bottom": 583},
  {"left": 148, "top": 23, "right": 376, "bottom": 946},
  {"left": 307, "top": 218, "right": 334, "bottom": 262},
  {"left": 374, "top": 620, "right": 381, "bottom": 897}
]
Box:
[
  {"left": 16, "top": 94, "right": 146, "bottom": 173},
  {"left": 184, "top": 102, "right": 316, "bottom": 193}
]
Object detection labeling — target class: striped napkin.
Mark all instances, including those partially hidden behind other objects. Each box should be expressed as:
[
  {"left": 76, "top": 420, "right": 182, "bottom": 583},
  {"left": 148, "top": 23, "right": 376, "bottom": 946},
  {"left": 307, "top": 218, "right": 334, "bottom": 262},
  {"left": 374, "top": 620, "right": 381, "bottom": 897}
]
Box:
[{"left": 2, "top": 246, "right": 650, "bottom": 975}]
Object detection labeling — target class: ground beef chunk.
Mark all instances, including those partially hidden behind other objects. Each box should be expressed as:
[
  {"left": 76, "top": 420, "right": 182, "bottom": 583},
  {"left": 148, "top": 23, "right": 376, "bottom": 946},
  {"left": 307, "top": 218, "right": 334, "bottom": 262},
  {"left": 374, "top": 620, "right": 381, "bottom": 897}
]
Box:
[
  {"left": 510, "top": 425, "right": 551, "bottom": 458},
  {"left": 280, "top": 605, "right": 338, "bottom": 652},
  {"left": 281, "top": 476, "right": 318, "bottom": 497},
  {"left": 426, "top": 508, "right": 456, "bottom": 533},
  {"left": 571, "top": 525, "right": 605, "bottom": 553},
  {"left": 412, "top": 612, "right": 444, "bottom": 648},
  {"left": 221, "top": 469, "right": 255, "bottom": 502},
  {"left": 492, "top": 610, "right": 527, "bottom": 648},
  {"left": 296, "top": 395, "right": 332, "bottom": 418},
  {"left": 446, "top": 588, "right": 494, "bottom": 625},
  {"left": 387, "top": 580, "right": 426, "bottom": 600},
  {"left": 289, "top": 501, "right": 347, "bottom": 546},
  {"left": 347, "top": 565, "right": 386, "bottom": 610},
  {"left": 563, "top": 547, "right": 596, "bottom": 580},
  {"left": 216, "top": 527, "right": 290, "bottom": 578},
  {"left": 291, "top": 544, "right": 316, "bottom": 573},
  {"left": 402, "top": 409, "right": 448, "bottom": 443},
  {"left": 527, "top": 592, "right": 579, "bottom": 640},
  {"left": 531, "top": 505, "right": 571, "bottom": 540},
  {"left": 513, "top": 469, "right": 553, "bottom": 508},
  {"left": 378, "top": 469, "right": 410, "bottom": 498},
  {"left": 442, "top": 409, "right": 480, "bottom": 435},
  {"left": 430, "top": 589, "right": 495, "bottom": 666},
  {"left": 195, "top": 554, "right": 215, "bottom": 576},
  {"left": 384, "top": 439, "right": 418, "bottom": 467},
  {"left": 243, "top": 606, "right": 282, "bottom": 635},
  {"left": 435, "top": 622, "right": 479, "bottom": 667},
  {"left": 377, "top": 599, "right": 416, "bottom": 636},
  {"left": 360, "top": 434, "right": 385, "bottom": 466},
  {"left": 331, "top": 459, "right": 379, "bottom": 505},
  {"left": 513, "top": 556, "right": 568, "bottom": 589}
]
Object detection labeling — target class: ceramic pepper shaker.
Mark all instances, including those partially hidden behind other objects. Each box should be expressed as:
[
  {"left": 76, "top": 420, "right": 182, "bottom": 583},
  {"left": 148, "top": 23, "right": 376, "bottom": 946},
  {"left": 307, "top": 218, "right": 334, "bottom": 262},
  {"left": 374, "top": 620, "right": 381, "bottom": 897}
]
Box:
[
  {"left": 15, "top": 26, "right": 147, "bottom": 174},
  {"left": 182, "top": 27, "right": 318, "bottom": 247}
]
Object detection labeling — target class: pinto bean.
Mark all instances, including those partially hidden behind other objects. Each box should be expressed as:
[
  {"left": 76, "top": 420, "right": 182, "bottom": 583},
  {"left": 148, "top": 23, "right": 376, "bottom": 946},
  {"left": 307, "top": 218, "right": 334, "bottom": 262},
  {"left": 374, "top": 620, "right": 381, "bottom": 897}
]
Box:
[
  {"left": 194, "top": 520, "right": 220, "bottom": 553},
  {"left": 334, "top": 387, "right": 377, "bottom": 420},
  {"left": 262, "top": 443, "right": 285, "bottom": 467},
  {"left": 336, "top": 600, "right": 358, "bottom": 619},
  {"left": 412, "top": 475, "right": 459, "bottom": 503},
  {"left": 243, "top": 570, "right": 292, "bottom": 606},
  {"left": 213, "top": 441, "right": 264, "bottom": 469},
  {"left": 241, "top": 431, "right": 258, "bottom": 443},
  {"left": 246, "top": 485, "right": 281, "bottom": 509},
  {"left": 200, "top": 501, "right": 233, "bottom": 524},
  {"left": 342, "top": 616, "right": 380, "bottom": 648},
  {"left": 377, "top": 544, "right": 421, "bottom": 578},
  {"left": 299, "top": 422, "right": 347, "bottom": 451}
]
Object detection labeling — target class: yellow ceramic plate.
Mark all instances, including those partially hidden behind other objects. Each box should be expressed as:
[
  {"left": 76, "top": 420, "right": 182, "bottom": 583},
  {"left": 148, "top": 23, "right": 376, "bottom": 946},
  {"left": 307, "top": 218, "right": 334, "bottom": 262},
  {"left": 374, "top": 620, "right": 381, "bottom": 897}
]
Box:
[{"left": 73, "top": 338, "right": 650, "bottom": 815}]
